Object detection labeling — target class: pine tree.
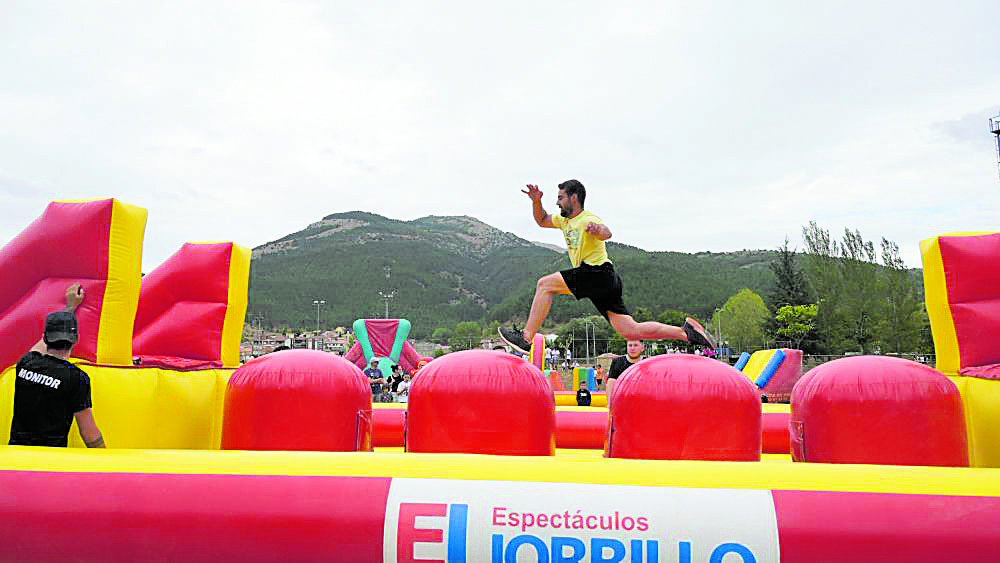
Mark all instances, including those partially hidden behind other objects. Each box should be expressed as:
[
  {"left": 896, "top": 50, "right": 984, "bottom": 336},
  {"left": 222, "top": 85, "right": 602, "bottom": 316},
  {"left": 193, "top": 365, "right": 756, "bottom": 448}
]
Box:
[{"left": 768, "top": 237, "right": 811, "bottom": 308}]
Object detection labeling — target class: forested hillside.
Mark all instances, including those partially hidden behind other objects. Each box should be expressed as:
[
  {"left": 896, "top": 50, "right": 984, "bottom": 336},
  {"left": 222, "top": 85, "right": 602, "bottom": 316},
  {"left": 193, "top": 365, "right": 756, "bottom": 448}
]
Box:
[{"left": 248, "top": 211, "right": 780, "bottom": 339}]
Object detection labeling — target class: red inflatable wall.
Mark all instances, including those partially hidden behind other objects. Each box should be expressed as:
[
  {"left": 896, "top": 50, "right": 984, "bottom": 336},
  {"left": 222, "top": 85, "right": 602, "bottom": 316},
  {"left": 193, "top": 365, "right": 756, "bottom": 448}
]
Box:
[
  {"left": 939, "top": 233, "right": 1000, "bottom": 370},
  {"left": 133, "top": 242, "right": 248, "bottom": 368},
  {"left": 0, "top": 200, "right": 145, "bottom": 369}
]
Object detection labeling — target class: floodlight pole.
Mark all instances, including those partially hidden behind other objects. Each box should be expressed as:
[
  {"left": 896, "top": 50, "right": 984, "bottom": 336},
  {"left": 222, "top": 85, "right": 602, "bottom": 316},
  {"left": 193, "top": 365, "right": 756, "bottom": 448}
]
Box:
[{"left": 312, "top": 300, "right": 325, "bottom": 332}]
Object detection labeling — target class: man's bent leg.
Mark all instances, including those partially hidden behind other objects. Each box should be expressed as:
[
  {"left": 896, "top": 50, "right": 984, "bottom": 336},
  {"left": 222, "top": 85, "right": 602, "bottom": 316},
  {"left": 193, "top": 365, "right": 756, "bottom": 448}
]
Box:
[
  {"left": 607, "top": 312, "right": 685, "bottom": 341},
  {"left": 524, "top": 272, "right": 572, "bottom": 340}
]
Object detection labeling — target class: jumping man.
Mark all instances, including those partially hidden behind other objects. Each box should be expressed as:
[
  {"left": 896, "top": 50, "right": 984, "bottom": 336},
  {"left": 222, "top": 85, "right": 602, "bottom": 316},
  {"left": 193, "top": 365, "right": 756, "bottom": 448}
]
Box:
[{"left": 498, "top": 180, "right": 715, "bottom": 354}]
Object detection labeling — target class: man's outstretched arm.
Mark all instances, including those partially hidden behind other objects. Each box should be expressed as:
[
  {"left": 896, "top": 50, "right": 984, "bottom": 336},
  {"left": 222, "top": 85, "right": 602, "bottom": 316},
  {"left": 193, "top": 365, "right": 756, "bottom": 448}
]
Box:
[
  {"left": 585, "top": 222, "right": 612, "bottom": 241},
  {"left": 522, "top": 184, "right": 556, "bottom": 228}
]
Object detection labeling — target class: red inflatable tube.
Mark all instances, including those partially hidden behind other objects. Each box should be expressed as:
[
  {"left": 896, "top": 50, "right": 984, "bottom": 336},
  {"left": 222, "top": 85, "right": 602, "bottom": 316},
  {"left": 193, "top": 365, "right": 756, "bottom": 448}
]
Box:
[
  {"left": 0, "top": 471, "right": 390, "bottom": 563},
  {"left": 554, "top": 409, "right": 608, "bottom": 449},
  {"left": 374, "top": 408, "right": 406, "bottom": 447},
  {"left": 371, "top": 408, "right": 793, "bottom": 452},
  {"left": 762, "top": 411, "right": 791, "bottom": 454},
  {"left": 773, "top": 490, "right": 1000, "bottom": 562},
  {"left": 2, "top": 470, "right": 998, "bottom": 562}
]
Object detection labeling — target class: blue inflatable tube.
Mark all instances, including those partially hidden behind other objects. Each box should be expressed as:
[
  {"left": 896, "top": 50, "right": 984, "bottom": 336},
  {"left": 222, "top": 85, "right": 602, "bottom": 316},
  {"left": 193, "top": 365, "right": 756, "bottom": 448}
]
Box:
[
  {"left": 734, "top": 352, "right": 751, "bottom": 371},
  {"left": 755, "top": 349, "right": 786, "bottom": 388}
]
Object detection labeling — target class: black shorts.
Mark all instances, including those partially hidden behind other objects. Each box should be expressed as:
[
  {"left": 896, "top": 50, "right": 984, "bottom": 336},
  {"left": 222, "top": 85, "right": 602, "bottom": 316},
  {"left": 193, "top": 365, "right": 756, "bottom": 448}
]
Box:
[{"left": 560, "top": 262, "right": 630, "bottom": 321}]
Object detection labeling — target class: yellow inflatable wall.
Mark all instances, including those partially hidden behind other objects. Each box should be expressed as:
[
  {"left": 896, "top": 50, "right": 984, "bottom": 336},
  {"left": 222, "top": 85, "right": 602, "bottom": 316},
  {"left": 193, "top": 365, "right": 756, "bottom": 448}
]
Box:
[
  {"left": 1, "top": 364, "right": 234, "bottom": 449},
  {"left": 922, "top": 233, "right": 1000, "bottom": 468}
]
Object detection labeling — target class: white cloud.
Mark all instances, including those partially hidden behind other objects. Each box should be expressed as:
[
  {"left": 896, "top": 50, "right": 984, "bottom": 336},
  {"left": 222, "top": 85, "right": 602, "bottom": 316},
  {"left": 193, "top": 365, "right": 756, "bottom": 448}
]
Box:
[{"left": 0, "top": 0, "right": 998, "bottom": 274}]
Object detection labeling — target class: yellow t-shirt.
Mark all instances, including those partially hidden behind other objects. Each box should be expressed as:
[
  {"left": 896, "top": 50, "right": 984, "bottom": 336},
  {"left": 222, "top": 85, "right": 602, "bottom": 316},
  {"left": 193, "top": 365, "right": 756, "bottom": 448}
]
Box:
[{"left": 551, "top": 211, "right": 611, "bottom": 268}]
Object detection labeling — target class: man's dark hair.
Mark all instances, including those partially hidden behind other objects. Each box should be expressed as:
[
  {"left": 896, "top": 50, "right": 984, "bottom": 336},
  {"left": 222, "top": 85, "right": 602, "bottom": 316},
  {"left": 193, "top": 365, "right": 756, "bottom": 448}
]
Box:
[
  {"left": 558, "top": 179, "right": 586, "bottom": 208},
  {"left": 45, "top": 340, "right": 74, "bottom": 352},
  {"left": 272, "top": 345, "right": 290, "bottom": 353}
]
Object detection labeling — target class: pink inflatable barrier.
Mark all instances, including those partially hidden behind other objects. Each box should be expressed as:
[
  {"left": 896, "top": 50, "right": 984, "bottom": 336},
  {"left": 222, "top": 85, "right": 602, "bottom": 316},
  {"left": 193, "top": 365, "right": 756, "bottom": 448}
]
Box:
[{"left": 2, "top": 460, "right": 998, "bottom": 563}]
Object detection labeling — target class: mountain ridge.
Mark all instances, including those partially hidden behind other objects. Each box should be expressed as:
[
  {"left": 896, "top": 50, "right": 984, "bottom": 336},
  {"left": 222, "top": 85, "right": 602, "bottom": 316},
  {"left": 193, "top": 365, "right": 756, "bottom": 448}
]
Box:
[{"left": 247, "top": 211, "right": 783, "bottom": 338}]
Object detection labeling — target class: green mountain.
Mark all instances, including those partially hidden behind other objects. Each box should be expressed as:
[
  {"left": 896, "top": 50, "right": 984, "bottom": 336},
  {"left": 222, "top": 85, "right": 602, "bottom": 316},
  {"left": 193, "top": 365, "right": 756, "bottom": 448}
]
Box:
[{"left": 248, "top": 211, "right": 780, "bottom": 338}]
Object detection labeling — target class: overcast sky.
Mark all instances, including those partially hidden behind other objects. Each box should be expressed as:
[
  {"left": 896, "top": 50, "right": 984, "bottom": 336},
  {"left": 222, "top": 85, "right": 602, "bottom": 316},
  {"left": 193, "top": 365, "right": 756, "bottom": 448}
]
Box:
[{"left": 1, "top": 1, "right": 997, "bottom": 272}]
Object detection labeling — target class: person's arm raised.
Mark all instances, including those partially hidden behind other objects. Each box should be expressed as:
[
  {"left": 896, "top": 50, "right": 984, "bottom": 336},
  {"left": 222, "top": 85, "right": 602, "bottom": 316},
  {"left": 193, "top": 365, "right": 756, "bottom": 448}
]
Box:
[
  {"left": 64, "top": 283, "right": 85, "bottom": 313},
  {"left": 521, "top": 184, "right": 556, "bottom": 228}
]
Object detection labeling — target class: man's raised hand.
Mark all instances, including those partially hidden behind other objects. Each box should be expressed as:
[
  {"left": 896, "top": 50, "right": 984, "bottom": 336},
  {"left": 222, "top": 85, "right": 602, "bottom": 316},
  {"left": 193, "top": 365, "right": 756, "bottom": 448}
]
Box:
[
  {"left": 64, "top": 283, "right": 85, "bottom": 312},
  {"left": 521, "top": 184, "right": 543, "bottom": 201}
]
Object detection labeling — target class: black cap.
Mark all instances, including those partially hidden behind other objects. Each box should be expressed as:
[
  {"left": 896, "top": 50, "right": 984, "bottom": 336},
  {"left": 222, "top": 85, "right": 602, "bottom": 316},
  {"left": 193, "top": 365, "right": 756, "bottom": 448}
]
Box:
[{"left": 44, "top": 312, "right": 78, "bottom": 344}]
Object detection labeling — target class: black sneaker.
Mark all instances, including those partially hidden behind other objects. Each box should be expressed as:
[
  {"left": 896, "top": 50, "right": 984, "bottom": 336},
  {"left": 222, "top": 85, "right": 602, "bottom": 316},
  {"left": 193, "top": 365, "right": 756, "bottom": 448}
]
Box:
[
  {"left": 682, "top": 317, "right": 716, "bottom": 349},
  {"left": 498, "top": 326, "right": 530, "bottom": 355}
]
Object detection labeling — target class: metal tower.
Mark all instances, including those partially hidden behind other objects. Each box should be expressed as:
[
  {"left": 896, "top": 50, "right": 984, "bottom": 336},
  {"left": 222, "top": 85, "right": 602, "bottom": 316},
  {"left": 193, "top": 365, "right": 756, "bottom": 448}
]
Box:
[{"left": 992, "top": 113, "right": 1000, "bottom": 180}]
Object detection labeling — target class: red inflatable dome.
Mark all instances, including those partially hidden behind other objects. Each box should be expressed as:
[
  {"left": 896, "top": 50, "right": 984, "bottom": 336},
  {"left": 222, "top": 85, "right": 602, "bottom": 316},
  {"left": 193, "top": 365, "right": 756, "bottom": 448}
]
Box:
[
  {"left": 790, "top": 355, "right": 967, "bottom": 466},
  {"left": 221, "top": 349, "right": 373, "bottom": 452},
  {"left": 406, "top": 350, "right": 555, "bottom": 455},
  {"left": 605, "top": 355, "right": 761, "bottom": 461}
]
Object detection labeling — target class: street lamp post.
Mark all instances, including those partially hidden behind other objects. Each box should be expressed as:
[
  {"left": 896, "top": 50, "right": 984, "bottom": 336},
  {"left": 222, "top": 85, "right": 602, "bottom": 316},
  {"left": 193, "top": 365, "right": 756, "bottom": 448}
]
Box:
[
  {"left": 378, "top": 291, "right": 396, "bottom": 319},
  {"left": 313, "top": 300, "right": 325, "bottom": 333},
  {"left": 379, "top": 265, "right": 396, "bottom": 320},
  {"left": 714, "top": 308, "right": 723, "bottom": 353},
  {"left": 582, "top": 319, "right": 596, "bottom": 365}
]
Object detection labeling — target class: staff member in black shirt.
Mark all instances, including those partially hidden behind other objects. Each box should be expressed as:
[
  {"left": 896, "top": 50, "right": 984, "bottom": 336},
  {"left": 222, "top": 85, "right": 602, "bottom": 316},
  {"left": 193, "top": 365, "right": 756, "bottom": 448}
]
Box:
[
  {"left": 606, "top": 339, "right": 644, "bottom": 403},
  {"left": 9, "top": 283, "right": 105, "bottom": 448}
]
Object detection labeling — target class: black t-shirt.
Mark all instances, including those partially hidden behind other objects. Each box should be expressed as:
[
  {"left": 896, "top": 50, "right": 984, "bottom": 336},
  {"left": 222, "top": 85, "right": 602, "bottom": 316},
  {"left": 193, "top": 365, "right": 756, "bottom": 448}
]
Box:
[
  {"left": 576, "top": 389, "right": 592, "bottom": 406},
  {"left": 9, "top": 352, "right": 92, "bottom": 447},
  {"left": 607, "top": 355, "right": 640, "bottom": 380}
]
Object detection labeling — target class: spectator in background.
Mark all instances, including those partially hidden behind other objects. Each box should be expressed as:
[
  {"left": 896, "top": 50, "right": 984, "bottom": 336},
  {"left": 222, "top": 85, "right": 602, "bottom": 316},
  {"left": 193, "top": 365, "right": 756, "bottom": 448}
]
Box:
[
  {"left": 595, "top": 365, "right": 605, "bottom": 390},
  {"left": 395, "top": 372, "right": 411, "bottom": 403},
  {"left": 607, "top": 340, "right": 644, "bottom": 402},
  {"left": 364, "top": 359, "right": 386, "bottom": 403},
  {"left": 576, "top": 379, "right": 592, "bottom": 406},
  {"left": 389, "top": 364, "right": 403, "bottom": 393}
]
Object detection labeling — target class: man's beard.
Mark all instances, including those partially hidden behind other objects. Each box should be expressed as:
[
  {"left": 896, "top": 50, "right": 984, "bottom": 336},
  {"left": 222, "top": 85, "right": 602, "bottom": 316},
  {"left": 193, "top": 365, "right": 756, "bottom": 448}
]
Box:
[{"left": 559, "top": 206, "right": 570, "bottom": 217}]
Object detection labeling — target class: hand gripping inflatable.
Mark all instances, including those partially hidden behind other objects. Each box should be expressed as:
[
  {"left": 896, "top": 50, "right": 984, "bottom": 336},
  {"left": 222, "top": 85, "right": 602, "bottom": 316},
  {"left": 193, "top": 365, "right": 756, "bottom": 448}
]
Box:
[
  {"left": 133, "top": 242, "right": 251, "bottom": 369},
  {"left": 0, "top": 199, "right": 146, "bottom": 369}
]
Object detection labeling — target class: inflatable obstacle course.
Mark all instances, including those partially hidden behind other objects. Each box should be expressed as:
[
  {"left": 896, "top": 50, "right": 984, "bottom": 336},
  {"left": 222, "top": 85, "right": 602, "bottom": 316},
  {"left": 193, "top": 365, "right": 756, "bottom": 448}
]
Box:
[
  {"left": 572, "top": 366, "right": 597, "bottom": 390},
  {"left": 345, "top": 318, "right": 433, "bottom": 376},
  {"left": 738, "top": 348, "right": 804, "bottom": 402},
  {"left": 921, "top": 232, "right": 1000, "bottom": 467},
  {"left": 133, "top": 241, "right": 251, "bottom": 369},
  {"left": 2, "top": 200, "right": 1000, "bottom": 561}
]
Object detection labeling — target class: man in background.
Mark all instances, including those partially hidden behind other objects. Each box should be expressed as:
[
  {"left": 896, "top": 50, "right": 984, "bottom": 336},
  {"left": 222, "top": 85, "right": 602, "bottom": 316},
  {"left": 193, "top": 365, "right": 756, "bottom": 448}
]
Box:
[
  {"left": 606, "top": 339, "right": 645, "bottom": 402},
  {"left": 364, "top": 359, "right": 386, "bottom": 403}
]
